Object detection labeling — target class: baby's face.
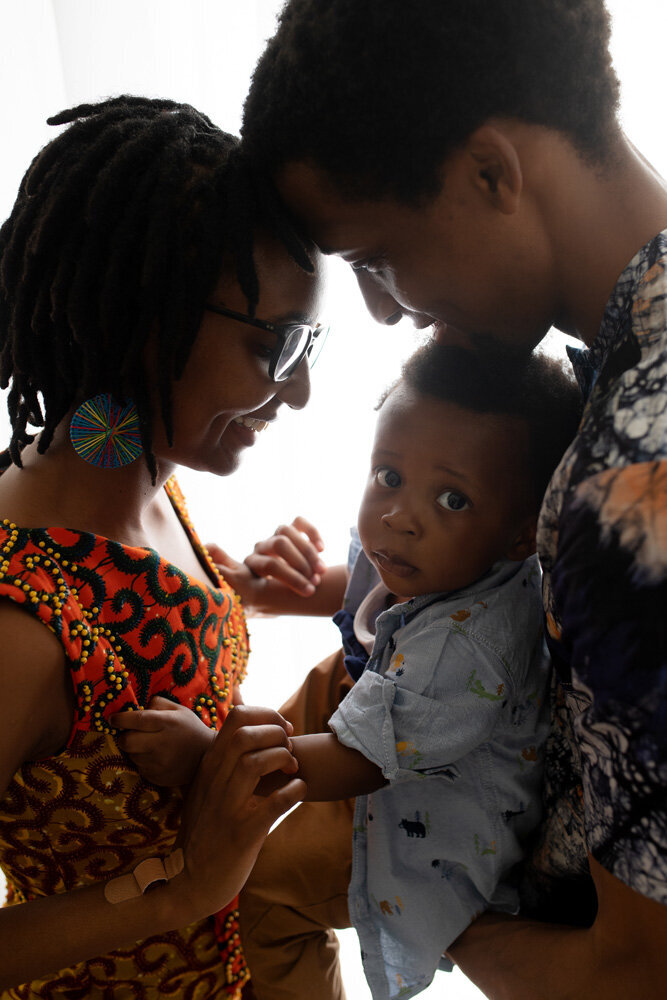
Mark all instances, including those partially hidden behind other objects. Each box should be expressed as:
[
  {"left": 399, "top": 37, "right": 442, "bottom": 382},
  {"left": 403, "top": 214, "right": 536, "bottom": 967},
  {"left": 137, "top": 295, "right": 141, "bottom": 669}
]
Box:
[{"left": 357, "top": 385, "right": 536, "bottom": 599}]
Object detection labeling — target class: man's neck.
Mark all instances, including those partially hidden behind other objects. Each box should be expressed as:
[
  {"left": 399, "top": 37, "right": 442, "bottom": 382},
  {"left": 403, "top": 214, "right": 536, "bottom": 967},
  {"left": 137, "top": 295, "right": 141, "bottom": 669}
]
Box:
[{"left": 534, "top": 131, "right": 667, "bottom": 347}]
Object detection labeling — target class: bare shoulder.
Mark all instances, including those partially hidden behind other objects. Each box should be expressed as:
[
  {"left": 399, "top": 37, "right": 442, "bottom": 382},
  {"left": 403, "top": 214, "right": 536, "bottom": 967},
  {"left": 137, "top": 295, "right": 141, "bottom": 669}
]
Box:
[{"left": 0, "top": 600, "right": 72, "bottom": 792}]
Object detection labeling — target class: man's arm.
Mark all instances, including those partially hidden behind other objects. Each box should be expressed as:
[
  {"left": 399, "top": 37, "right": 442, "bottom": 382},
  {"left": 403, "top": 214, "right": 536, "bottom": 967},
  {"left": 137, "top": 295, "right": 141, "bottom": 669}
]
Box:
[
  {"left": 462, "top": 463, "right": 663, "bottom": 999},
  {"left": 448, "top": 855, "right": 667, "bottom": 1000}
]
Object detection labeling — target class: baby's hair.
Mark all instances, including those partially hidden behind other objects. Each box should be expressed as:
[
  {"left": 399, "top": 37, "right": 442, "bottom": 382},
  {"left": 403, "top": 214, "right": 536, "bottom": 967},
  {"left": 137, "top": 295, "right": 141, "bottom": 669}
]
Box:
[
  {"left": 243, "top": 0, "right": 620, "bottom": 205},
  {"left": 0, "top": 95, "right": 313, "bottom": 481},
  {"left": 380, "top": 342, "right": 582, "bottom": 509}
]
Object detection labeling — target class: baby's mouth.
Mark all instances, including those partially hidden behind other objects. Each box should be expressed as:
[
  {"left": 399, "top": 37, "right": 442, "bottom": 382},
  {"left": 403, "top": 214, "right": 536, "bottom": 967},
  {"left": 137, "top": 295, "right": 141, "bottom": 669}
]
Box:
[
  {"left": 373, "top": 550, "right": 417, "bottom": 578},
  {"left": 234, "top": 416, "right": 269, "bottom": 432}
]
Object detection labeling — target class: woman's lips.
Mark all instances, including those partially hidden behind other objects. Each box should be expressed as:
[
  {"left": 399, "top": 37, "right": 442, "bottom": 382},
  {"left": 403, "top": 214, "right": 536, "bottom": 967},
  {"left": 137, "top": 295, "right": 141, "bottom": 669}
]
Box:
[
  {"left": 234, "top": 416, "right": 270, "bottom": 431},
  {"left": 229, "top": 415, "right": 271, "bottom": 447},
  {"left": 228, "top": 421, "right": 259, "bottom": 447},
  {"left": 373, "top": 550, "right": 417, "bottom": 579}
]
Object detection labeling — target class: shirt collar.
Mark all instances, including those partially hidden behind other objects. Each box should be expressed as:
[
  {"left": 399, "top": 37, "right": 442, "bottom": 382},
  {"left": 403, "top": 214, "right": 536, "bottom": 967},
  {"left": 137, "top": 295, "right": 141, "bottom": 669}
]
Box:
[
  {"left": 566, "top": 230, "right": 667, "bottom": 401},
  {"left": 384, "top": 556, "right": 523, "bottom": 621}
]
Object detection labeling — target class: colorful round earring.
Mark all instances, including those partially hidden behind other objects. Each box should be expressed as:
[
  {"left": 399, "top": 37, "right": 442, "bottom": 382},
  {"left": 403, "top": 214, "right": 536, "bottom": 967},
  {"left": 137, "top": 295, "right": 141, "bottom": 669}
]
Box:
[{"left": 69, "top": 394, "right": 142, "bottom": 468}]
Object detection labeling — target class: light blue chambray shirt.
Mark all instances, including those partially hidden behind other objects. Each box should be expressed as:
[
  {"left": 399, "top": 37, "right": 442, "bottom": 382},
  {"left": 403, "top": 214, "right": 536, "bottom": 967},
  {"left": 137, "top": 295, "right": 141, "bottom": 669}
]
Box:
[{"left": 329, "top": 541, "right": 551, "bottom": 1000}]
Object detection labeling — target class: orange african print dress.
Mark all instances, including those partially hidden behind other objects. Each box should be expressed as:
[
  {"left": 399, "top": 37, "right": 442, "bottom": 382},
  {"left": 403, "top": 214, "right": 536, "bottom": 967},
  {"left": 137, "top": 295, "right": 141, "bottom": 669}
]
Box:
[{"left": 0, "top": 478, "right": 250, "bottom": 999}]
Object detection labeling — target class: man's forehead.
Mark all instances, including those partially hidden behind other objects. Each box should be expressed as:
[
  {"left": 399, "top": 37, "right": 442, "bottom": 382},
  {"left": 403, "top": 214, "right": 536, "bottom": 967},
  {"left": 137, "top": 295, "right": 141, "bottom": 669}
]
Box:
[{"left": 277, "top": 161, "right": 408, "bottom": 254}]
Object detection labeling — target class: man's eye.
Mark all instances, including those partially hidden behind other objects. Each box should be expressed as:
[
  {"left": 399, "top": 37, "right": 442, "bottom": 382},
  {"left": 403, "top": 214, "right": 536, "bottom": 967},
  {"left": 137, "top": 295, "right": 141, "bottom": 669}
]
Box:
[
  {"left": 376, "top": 468, "right": 401, "bottom": 488},
  {"left": 437, "top": 489, "right": 470, "bottom": 511}
]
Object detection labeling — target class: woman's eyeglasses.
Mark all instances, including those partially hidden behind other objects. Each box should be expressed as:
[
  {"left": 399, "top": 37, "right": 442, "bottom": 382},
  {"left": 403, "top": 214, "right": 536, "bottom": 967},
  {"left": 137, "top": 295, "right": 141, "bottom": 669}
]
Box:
[{"left": 205, "top": 304, "right": 328, "bottom": 382}]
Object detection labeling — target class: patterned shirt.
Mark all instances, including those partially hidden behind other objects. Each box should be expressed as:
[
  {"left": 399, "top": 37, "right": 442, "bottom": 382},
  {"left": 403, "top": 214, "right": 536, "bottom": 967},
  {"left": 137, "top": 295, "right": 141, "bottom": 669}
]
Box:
[
  {"left": 0, "top": 479, "right": 250, "bottom": 998},
  {"left": 330, "top": 551, "right": 550, "bottom": 1000},
  {"left": 531, "top": 231, "right": 667, "bottom": 916}
]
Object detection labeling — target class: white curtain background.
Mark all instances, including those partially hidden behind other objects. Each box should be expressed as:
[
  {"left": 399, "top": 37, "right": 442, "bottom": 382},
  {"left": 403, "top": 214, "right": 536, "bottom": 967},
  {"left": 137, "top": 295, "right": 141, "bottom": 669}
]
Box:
[{"left": 1, "top": 3, "right": 665, "bottom": 997}]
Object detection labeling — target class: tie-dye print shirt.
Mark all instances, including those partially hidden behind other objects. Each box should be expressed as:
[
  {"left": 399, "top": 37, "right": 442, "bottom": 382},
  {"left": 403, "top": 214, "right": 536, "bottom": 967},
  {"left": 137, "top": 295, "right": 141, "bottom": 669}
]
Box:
[{"left": 531, "top": 230, "right": 667, "bottom": 918}]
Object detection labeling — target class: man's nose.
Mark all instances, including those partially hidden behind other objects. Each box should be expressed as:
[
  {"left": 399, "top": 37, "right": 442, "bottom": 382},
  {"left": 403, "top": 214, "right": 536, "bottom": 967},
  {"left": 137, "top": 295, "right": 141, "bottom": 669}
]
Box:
[{"left": 354, "top": 269, "right": 403, "bottom": 325}]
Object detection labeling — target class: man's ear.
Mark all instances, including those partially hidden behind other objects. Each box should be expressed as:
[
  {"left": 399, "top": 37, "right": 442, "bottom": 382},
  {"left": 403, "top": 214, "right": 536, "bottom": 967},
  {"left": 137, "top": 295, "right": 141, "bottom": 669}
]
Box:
[
  {"left": 465, "top": 125, "right": 523, "bottom": 215},
  {"left": 506, "top": 515, "right": 537, "bottom": 562}
]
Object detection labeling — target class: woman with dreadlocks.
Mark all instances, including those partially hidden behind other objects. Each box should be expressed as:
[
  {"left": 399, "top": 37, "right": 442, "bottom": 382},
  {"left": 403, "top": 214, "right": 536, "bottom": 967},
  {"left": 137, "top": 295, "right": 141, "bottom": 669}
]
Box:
[{"left": 0, "top": 95, "right": 321, "bottom": 997}]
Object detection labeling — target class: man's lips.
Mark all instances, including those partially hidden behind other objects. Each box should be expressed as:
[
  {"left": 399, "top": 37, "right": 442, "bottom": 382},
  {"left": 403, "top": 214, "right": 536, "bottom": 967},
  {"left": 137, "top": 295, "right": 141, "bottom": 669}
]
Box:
[{"left": 373, "top": 550, "right": 418, "bottom": 578}]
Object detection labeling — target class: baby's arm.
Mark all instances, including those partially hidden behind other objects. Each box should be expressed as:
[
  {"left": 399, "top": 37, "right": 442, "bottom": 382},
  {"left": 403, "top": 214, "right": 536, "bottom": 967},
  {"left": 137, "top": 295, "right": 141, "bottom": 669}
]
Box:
[
  {"left": 206, "top": 516, "right": 347, "bottom": 617},
  {"left": 112, "top": 699, "right": 380, "bottom": 801},
  {"left": 259, "top": 733, "right": 386, "bottom": 801},
  {"left": 111, "top": 697, "right": 219, "bottom": 786}
]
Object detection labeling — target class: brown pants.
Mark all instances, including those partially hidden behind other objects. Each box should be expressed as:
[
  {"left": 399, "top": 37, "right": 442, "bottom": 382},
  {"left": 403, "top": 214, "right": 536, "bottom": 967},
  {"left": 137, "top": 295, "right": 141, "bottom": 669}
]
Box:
[{"left": 239, "top": 650, "right": 355, "bottom": 1000}]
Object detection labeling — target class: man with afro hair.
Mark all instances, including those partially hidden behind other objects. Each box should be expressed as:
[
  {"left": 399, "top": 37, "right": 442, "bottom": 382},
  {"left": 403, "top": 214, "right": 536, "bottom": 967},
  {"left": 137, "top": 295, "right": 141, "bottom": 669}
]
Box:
[{"left": 241, "top": 2, "right": 667, "bottom": 997}]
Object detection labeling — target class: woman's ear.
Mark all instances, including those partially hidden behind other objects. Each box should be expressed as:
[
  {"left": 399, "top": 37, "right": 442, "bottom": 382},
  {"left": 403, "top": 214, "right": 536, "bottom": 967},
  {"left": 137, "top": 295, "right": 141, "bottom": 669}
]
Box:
[
  {"left": 464, "top": 124, "right": 523, "bottom": 215},
  {"left": 506, "top": 515, "right": 537, "bottom": 562}
]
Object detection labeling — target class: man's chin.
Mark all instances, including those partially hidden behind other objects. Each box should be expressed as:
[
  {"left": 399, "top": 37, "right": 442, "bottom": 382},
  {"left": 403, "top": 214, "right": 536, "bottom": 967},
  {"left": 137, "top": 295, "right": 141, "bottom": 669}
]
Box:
[{"left": 465, "top": 328, "right": 547, "bottom": 361}]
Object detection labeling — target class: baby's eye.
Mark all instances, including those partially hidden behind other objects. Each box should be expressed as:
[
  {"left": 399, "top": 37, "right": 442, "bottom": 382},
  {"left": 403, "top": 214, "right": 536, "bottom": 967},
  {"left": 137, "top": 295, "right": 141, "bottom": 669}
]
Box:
[
  {"left": 437, "top": 489, "right": 470, "bottom": 512},
  {"left": 376, "top": 467, "right": 402, "bottom": 489}
]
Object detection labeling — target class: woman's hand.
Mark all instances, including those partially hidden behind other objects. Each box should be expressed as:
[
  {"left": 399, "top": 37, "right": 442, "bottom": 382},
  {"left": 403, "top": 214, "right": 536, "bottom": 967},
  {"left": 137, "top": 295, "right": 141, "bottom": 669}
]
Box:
[
  {"left": 171, "top": 704, "right": 306, "bottom": 922},
  {"left": 207, "top": 518, "right": 347, "bottom": 617}
]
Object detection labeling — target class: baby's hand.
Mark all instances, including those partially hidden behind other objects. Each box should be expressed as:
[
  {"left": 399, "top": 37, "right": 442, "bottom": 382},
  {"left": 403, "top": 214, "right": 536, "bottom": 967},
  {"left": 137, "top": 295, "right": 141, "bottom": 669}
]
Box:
[
  {"left": 207, "top": 516, "right": 327, "bottom": 613},
  {"left": 110, "top": 696, "right": 216, "bottom": 786},
  {"left": 244, "top": 516, "right": 327, "bottom": 594}
]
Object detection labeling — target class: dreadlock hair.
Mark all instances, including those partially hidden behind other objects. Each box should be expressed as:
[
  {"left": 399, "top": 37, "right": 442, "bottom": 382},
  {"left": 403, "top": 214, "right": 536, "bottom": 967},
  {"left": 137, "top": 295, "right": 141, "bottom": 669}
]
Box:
[
  {"left": 242, "top": 0, "right": 621, "bottom": 204},
  {"left": 0, "top": 95, "right": 313, "bottom": 481},
  {"left": 379, "top": 341, "right": 583, "bottom": 510}
]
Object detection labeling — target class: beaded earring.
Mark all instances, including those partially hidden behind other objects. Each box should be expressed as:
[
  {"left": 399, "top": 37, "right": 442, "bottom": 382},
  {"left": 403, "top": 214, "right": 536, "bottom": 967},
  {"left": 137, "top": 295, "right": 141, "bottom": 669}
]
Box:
[{"left": 69, "top": 394, "right": 143, "bottom": 468}]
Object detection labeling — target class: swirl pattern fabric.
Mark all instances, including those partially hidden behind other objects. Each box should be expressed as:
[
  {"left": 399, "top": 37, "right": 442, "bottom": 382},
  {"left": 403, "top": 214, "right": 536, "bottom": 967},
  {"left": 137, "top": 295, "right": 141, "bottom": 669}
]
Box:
[{"left": 0, "top": 478, "right": 249, "bottom": 998}]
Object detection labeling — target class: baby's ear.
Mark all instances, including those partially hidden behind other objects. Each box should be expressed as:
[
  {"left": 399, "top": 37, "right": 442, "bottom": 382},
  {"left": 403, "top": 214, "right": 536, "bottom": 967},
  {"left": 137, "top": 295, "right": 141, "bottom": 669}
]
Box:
[{"left": 506, "top": 516, "right": 537, "bottom": 562}]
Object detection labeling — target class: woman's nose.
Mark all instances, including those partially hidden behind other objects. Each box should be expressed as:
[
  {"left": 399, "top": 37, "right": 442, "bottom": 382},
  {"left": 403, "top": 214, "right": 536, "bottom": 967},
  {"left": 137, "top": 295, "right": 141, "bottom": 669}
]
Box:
[
  {"left": 354, "top": 269, "right": 403, "bottom": 325},
  {"left": 278, "top": 357, "right": 311, "bottom": 410}
]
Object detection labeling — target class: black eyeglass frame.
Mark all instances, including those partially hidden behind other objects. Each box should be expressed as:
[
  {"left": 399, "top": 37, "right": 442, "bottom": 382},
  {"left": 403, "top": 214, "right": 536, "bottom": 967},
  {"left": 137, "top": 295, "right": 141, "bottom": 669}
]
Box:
[{"left": 205, "top": 303, "right": 325, "bottom": 382}]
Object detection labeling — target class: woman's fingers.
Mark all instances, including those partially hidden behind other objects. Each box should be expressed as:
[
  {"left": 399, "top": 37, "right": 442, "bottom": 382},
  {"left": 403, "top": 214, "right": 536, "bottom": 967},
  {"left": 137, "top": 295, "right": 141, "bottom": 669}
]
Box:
[
  {"left": 262, "top": 775, "right": 307, "bottom": 825},
  {"left": 191, "top": 744, "right": 303, "bottom": 845},
  {"left": 184, "top": 706, "right": 294, "bottom": 817},
  {"left": 223, "top": 703, "right": 294, "bottom": 735},
  {"left": 171, "top": 706, "right": 307, "bottom": 919},
  {"left": 203, "top": 714, "right": 295, "bottom": 784}
]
